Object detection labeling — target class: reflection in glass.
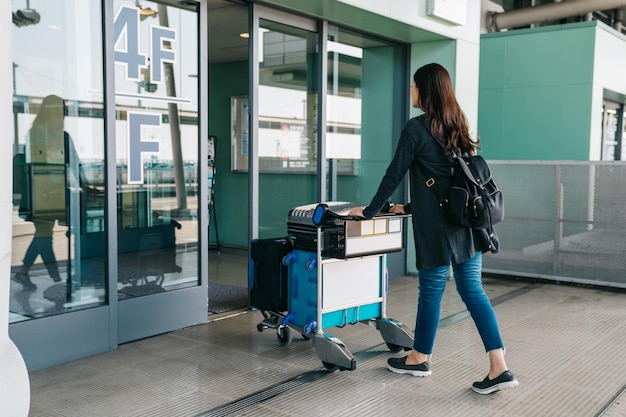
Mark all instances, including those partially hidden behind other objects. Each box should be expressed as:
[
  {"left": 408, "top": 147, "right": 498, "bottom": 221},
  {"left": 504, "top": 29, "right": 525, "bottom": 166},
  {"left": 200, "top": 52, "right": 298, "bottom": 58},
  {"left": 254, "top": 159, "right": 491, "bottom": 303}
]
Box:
[
  {"left": 11, "top": 0, "right": 106, "bottom": 321},
  {"left": 327, "top": 27, "right": 405, "bottom": 204},
  {"left": 258, "top": 20, "right": 318, "bottom": 237},
  {"left": 601, "top": 101, "right": 625, "bottom": 161},
  {"left": 113, "top": 1, "right": 199, "bottom": 298}
]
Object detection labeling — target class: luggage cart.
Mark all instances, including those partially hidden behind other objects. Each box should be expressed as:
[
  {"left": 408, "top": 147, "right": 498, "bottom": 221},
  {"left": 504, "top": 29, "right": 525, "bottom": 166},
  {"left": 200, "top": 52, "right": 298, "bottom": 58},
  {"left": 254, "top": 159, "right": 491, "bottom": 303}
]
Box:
[{"left": 277, "top": 202, "right": 415, "bottom": 371}]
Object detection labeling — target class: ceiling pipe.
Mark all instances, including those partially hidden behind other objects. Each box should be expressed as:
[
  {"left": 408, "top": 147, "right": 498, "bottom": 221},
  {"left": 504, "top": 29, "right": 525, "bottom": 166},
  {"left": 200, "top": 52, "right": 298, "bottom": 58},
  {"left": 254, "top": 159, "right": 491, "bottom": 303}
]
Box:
[{"left": 486, "top": 0, "right": 626, "bottom": 32}]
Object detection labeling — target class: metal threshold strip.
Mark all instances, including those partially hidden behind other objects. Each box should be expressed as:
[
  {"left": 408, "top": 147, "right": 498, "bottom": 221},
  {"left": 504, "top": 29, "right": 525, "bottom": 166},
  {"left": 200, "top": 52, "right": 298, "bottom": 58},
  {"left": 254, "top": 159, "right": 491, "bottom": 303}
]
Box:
[
  {"left": 196, "top": 370, "right": 329, "bottom": 417},
  {"left": 594, "top": 383, "right": 626, "bottom": 417},
  {"left": 196, "top": 283, "right": 540, "bottom": 417}
]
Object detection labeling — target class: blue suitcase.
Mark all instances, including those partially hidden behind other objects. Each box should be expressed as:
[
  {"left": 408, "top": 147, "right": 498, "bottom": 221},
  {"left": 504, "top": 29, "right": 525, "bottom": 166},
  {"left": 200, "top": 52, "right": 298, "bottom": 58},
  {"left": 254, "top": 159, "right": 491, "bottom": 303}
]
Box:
[{"left": 284, "top": 249, "right": 384, "bottom": 334}]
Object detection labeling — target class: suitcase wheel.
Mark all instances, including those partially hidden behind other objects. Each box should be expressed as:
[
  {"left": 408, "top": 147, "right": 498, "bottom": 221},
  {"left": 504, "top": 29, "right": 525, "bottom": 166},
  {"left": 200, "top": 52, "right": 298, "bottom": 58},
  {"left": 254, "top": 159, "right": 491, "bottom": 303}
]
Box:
[
  {"left": 305, "top": 259, "right": 316, "bottom": 271},
  {"left": 276, "top": 326, "right": 292, "bottom": 346},
  {"left": 282, "top": 252, "right": 296, "bottom": 265}
]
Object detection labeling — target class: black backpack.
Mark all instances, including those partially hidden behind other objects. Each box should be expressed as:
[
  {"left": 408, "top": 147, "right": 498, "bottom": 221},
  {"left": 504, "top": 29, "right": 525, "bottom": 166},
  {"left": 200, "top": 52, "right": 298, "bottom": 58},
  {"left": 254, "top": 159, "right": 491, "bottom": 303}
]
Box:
[
  {"left": 420, "top": 151, "right": 504, "bottom": 253},
  {"left": 445, "top": 153, "right": 504, "bottom": 229}
]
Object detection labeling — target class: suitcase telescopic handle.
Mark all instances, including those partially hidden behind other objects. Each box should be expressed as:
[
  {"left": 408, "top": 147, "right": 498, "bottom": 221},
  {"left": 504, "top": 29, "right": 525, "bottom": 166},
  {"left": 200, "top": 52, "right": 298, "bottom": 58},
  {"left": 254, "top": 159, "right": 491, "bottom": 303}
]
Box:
[{"left": 313, "top": 203, "right": 365, "bottom": 225}]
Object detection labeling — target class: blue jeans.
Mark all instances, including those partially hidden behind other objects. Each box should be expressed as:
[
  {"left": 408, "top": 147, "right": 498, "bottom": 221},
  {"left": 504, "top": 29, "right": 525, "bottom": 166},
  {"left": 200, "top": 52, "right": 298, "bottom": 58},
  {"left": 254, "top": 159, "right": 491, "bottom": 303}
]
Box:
[
  {"left": 22, "top": 220, "right": 60, "bottom": 279},
  {"left": 413, "top": 252, "right": 504, "bottom": 354}
]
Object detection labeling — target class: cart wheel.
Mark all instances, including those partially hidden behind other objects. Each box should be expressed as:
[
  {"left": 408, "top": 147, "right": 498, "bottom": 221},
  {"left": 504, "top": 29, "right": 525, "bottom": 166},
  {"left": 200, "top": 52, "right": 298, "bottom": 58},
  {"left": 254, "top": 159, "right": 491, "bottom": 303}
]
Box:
[
  {"left": 301, "top": 332, "right": 311, "bottom": 340},
  {"left": 257, "top": 323, "right": 265, "bottom": 333},
  {"left": 322, "top": 361, "right": 340, "bottom": 372},
  {"left": 386, "top": 343, "right": 403, "bottom": 353},
  {"left": 276, "top": 326, "right": 292, "bottom": 346}
]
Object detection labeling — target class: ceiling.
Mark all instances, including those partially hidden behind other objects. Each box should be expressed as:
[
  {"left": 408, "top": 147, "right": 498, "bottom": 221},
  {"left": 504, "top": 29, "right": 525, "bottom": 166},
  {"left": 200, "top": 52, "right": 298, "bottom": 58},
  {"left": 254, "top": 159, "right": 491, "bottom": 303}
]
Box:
[
  {"left": 207, "top": 0, "right": 249, "bottom": 63},
  {"left": 155, "top": 0, "right": 393, "bottom": 88},
  {"left": 147, "top": 0, "right": 249, "bottom": 63}
]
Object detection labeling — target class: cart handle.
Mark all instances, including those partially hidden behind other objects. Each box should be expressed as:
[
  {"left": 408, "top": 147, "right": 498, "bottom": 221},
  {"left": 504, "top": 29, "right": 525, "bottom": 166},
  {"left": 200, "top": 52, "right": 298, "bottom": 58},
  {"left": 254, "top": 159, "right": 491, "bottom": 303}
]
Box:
[{"left": 312, "top": 203, "right": 403, "bottom": 226}]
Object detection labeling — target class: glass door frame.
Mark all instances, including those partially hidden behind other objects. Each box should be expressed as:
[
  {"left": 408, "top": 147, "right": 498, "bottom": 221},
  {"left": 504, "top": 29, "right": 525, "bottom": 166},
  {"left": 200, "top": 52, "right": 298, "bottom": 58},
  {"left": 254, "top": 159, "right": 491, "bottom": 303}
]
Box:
[
  {"left": 107, "top": 0, "right": 209, "bottom": 343},
  {"left": 249, "top": 6, "right": 410, "bottom": 279},
  {"left": 249, "top": 5, "right": 410, "bottom": 231}
]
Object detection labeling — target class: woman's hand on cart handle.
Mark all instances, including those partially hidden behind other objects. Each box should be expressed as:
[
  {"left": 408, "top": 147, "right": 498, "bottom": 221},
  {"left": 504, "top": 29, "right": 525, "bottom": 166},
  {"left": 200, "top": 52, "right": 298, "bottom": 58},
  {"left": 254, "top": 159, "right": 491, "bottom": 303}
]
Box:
[
  {"left": 347, "top": 207, "right": 366, "bottom": 219},
  {"left": 389, "top": 204, "right": 406, "bottom": 214}
]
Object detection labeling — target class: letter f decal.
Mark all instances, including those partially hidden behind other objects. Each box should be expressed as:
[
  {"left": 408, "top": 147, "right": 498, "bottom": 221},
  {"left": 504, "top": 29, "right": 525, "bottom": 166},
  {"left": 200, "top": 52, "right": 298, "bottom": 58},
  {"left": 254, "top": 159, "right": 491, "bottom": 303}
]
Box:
[{"left": 128, "top": 112, "right": 160, "bottom": 184}]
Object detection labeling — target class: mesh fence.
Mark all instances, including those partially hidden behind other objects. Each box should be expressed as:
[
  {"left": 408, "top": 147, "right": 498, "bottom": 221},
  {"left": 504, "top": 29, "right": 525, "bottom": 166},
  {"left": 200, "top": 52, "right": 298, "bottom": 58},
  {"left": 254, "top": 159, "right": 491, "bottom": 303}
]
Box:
[{"left": 484, "top": 161, "right": 626, "bottom": 288}]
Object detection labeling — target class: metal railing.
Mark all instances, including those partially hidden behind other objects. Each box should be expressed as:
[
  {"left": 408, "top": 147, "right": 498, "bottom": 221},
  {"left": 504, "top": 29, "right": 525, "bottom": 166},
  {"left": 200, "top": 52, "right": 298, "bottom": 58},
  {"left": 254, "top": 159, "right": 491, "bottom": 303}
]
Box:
[{"left": 484, "top": 161, "right": 626, "bottom": 289}]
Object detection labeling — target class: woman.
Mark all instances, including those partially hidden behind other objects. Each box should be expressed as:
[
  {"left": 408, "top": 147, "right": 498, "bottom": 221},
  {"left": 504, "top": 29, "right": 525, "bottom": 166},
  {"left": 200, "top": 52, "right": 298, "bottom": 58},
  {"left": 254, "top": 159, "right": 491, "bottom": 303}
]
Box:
[
  {"left": 13, "top": 95, "right": 68, "bottom": 290},
  {"left": 348, "top": 63, "right": 518, "bottom": 394}
]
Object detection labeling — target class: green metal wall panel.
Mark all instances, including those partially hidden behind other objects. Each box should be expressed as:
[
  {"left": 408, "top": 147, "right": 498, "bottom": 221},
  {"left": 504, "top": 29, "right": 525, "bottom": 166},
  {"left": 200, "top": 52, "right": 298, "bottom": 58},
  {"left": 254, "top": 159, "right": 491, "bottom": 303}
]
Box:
[
  {"left": 504, "top": 29, "right": 594, "bottom": 87},
  {"left": 476, "top": 88, "right": 505, "bottom": 154},
  {"left": 351, "top": 46, "right": 398, "bottom": 204},
  {"left": 503, "top": 85, "right": 592, "bottom": 159},
  {"left": 209, "top": 61, "right": 250, "bottom": 246},
  {"left": 479, "top": 24, "right": 596, "bottom": 160}
]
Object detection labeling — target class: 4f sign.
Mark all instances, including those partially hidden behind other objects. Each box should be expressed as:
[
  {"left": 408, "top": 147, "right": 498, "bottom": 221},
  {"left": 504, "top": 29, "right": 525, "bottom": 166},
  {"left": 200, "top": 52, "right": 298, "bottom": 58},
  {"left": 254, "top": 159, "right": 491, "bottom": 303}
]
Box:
[
  {"left": 114, "top": 5, "right": 177, "bottom": 184},
  {"left": 114, "top": 5, "right": 176, "bottom": 84}
]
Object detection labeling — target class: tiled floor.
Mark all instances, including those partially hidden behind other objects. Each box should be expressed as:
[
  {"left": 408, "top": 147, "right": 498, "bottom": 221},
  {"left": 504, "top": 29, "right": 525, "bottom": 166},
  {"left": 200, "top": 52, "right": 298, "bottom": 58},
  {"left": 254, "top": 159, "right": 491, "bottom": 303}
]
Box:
[{"left": 27, "top": 274, "right": 626, "bottom": 417}]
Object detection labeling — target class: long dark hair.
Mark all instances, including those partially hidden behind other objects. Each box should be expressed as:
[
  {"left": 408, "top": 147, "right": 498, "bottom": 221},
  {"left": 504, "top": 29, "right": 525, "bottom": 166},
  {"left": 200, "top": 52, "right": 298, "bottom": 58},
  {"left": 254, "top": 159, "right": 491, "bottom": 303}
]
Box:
[{"left": 414, "top": 63, "right": 478, "bottom": 156}]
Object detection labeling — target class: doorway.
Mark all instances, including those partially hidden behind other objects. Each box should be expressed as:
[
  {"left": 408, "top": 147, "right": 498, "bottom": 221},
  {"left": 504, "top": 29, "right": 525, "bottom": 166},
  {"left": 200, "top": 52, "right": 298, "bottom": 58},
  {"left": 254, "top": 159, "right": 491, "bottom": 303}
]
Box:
[
  {"left": 205, "top": 2, "right": 407, "bottom": 313},
  {"left": 206, "top": 0, "right": 250, "bottom": 315}
]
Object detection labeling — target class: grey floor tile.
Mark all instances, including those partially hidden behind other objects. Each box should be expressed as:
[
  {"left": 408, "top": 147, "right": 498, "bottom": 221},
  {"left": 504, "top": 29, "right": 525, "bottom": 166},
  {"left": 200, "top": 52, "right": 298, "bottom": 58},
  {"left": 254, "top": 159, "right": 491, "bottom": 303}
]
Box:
[{"left": 27, "top": 272, "right": 626, "bottom": 417}]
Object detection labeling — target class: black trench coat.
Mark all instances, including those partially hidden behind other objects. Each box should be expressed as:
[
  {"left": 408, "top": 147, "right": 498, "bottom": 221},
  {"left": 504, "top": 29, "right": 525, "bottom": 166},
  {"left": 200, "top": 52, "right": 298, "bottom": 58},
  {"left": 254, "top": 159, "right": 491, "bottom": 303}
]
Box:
[{"left": 363, "top": 114, "right": 483, "bottom": 270}]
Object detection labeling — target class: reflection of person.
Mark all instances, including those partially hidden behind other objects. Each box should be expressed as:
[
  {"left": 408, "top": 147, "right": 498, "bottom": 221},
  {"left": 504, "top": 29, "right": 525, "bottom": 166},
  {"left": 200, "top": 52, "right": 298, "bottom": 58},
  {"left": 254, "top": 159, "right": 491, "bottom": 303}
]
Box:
[
  {"left": 13, "top": 95, "right": 69, "bottom": 290},
  {"left": 348, "top": 63, "right": 518, "bottom": 394}
]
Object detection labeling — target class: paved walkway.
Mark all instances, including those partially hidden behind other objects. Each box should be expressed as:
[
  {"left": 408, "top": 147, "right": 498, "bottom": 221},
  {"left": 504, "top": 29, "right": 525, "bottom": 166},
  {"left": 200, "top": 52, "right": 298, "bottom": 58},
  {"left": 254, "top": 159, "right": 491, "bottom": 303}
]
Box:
[{"left": 27, "top": 276, "right": 626, "bottom": 416}]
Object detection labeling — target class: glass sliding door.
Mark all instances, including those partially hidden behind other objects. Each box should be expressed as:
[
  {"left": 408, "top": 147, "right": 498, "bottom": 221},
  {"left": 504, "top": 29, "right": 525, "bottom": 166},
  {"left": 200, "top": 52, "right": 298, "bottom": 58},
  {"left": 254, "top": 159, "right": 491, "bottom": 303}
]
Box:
[
  {"left": 113, "top": 0, "right": 207, "bottom": 342},
  {"left": 325, "top": 26, "right": 408, "bottom": 278},
  {"left": 113, "top": 0, "right": 199, "bottom": 298},
  {"left": 254, "top": 12, "right": 319, "bottom": 238},
  {"left": 325, "top": 26, "right": 406, "bottom": 206}
]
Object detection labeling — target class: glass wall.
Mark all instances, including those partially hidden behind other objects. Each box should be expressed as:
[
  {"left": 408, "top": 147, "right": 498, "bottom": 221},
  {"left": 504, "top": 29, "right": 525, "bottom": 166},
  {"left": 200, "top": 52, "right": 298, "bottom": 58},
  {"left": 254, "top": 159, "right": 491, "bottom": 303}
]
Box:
[
  {"left": 8, "top": 0, "right": 411, "bottom": 369},
  {"left": 9, "top": 0, "right": 404, "bottom": 324},
  {"left": 113, "top": 0, "right": 200, "bottom": 298},
  {"left": 10, "top": 0, "right": 201, "bottom": 320},
  {"left": 11, "top": 0, "right": 106, "bottom": 321}
]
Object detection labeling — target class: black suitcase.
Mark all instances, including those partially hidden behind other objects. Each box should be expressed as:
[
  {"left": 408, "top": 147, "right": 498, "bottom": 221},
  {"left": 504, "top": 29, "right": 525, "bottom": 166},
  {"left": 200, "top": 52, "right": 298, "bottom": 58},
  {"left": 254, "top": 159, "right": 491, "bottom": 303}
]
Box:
[{"left": 249, "top": 237, "right": 293, "bottom": 312}]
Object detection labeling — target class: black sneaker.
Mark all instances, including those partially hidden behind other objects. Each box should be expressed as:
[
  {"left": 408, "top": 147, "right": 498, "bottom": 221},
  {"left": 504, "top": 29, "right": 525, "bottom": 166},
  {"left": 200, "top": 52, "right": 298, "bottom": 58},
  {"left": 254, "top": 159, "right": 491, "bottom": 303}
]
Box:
[
  {"left": 472, "top": 370, "right": 519, "bottom": 394},
  {"left": 12, "top": 273, "right": 37, "bottom": 291},
  {"left": 387, "top": 356, "right": 431, "bottom": 377}
]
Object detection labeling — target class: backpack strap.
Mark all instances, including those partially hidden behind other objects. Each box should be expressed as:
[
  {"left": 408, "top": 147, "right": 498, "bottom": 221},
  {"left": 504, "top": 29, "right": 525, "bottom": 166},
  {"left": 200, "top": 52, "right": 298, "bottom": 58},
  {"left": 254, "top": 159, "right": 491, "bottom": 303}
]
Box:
[
  {"left": 417, "top": 133, "right": 457, "bottom": 207},
  {"left": 418, "top": 160, "right": 448, "bottom": 207},
  {"left": 415, "top": 116, "right": 467, "bottom": 206},
  {"left": 418, "top": 117, "right": 472, "bottom": 205}
]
